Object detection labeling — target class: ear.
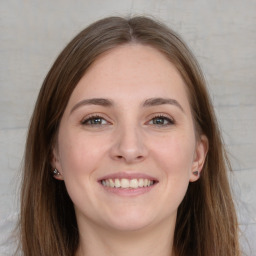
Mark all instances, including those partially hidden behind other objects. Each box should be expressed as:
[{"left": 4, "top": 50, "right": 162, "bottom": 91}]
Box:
[
  {"left": 190, "top": 134, "right": 209, "bottom": 182},
  {"left": 51, "top": 146, "right": 64, "bottom": 181}
]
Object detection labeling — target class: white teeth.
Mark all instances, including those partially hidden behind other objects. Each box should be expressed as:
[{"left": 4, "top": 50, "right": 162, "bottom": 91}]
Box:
[
  {"left": 101, "top": 178, "right": 154, "bottom": 188},
  {"left": 143, "top": 179, "right": 148, "bottom": 187},
  {"left": 121, "top": 178, "right": 130, "bottom": 188},
  {"left": 138, "top": 178, "right": 144, "bottom": 187},
  {"left": 130, "top": 179, "right": 138, "bottom": 188},
  {"left": 114, "top": 179, "right": 121, "bottom": 188},
  {"left": 109, "top": 179, "right": 115, "bottom": 187}
]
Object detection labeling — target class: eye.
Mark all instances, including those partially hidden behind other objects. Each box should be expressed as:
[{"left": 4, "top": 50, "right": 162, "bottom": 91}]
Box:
[
  {"left": 148, "top": 115, "right": 174, "bottom": 126},
  {"left": 81, "top": 115, "right": 109, "bottom": 126}
]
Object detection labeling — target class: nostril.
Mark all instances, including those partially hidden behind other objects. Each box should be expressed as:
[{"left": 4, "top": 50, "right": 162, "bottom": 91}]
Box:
[{"left": 115, "top": 154, "right": 143, "bottom": 161}]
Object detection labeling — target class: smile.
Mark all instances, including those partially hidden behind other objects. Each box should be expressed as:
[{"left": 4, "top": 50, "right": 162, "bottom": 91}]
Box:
[{"left": 101, "top": 178, "right": 155, "bottom": 189}]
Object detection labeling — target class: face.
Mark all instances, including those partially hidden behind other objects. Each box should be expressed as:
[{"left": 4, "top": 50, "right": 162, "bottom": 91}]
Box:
[{"left": 53, "top": 44, "right": 208, "bottom": 233}]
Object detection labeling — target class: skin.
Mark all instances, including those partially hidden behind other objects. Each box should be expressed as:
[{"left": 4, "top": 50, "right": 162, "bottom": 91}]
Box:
[{"left": 52, "top": 44, "right": 208, "bottom": 256}]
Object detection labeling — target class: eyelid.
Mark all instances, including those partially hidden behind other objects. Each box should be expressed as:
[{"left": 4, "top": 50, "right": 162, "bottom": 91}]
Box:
[
  {"left": 146, "top": 113, "right": 175, "bottom": 126},
  {"left": 81, "top": 113, "right": 112, "bottom": 125},
  {"left": 80, "top": 112, "right": 175, "bottom": 127}
]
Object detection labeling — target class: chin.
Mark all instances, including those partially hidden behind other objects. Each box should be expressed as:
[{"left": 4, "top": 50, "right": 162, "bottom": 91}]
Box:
[
  {"left": 107, "top": 218, "right": 152, "bottom": 232},
  {"left": 102, "top": 208, "right": 157, "bottom": 232}
]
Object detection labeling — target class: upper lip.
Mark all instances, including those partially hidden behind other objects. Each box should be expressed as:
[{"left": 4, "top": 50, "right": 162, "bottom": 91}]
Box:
[{"left": 98, "top": 172, "right": 158, "bottom": 182}]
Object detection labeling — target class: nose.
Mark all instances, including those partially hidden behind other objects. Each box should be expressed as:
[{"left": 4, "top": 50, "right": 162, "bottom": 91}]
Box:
[{"left": 110, "top": 124, "right": 148, "bottom": 164}]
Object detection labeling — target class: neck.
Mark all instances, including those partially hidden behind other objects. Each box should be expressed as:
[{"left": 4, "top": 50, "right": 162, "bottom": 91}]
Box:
[{"left": 75, "top": 216, "right": 176, "bottom": 256}]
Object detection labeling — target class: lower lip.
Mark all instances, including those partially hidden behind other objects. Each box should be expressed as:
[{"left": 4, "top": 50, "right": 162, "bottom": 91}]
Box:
[{"left": 99, "top": 183, "right": 157, "bottom": 196}]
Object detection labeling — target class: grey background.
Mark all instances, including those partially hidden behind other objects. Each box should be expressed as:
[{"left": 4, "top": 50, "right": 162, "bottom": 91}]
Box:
[{"left": 0, "top": 0, "right": 255, "bottom": 255}]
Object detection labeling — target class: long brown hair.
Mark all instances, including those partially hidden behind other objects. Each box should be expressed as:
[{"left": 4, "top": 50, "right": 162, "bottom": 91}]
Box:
[{"left": 18, "top": 16, "right": 240, "bottom": 256}]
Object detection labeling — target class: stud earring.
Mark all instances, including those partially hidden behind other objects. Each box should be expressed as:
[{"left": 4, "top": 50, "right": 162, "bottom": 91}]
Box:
[
  {"left": 53, "top": 168, "right": 60, "bottom": 176},
  {"left": 192, "top": 170, "right": 200, "bottom": 177}
]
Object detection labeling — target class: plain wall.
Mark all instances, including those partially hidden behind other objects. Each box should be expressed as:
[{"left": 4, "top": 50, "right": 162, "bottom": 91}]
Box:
[{"left": 1, "top": 0, "right": 255, "bottom": 255}]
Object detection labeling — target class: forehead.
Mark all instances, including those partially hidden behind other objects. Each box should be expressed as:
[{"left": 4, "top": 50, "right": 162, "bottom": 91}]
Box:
[{"left": 66, "top": 44, "right": 191, "bottom": 112}]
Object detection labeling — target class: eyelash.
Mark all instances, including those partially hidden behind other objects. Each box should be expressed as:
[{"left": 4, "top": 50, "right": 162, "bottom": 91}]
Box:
[
  {"left": 81, "top": 114, "right": 175, "bottom": 127},
  {"left": 81, "top": 115, "right": 109, "bottom": 126},
  {"left": 148, "top": 115, "right": 175, "bottom": 126}
]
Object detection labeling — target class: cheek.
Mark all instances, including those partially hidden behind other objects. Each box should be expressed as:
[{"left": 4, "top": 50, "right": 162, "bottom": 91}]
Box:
[
  {"left": 154, "top": 134, "right": 195, "bottom": 174},
  {"left": 57, "top": 130, "right": 105, "bottom": 176},
  {"left": 162, "top": 135, "right": 195, "bottom": 197},
  {"left": 56, "top": 131, "right": 107, "bottom": 207}
]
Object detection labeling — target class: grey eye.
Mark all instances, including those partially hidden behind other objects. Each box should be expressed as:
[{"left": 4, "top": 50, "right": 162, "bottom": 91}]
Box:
[
  {"left": 82, "top": 116, "right": 108, "bottom": 125},
  {"left": 149, "top": 116, "right": 174, "bottom": 126}
]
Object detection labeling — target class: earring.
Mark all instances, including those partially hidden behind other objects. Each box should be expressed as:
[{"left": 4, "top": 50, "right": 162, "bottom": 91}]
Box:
[
  {"left": 53, "top": 168, "right": 60, "bottom": 176},
  {"left": 192, "top": 170, "right": 200, "bottom": 177}
]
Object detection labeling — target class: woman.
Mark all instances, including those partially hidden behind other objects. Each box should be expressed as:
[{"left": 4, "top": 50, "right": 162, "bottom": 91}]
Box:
[{"left": 18, "top": 16, "right": 240, "bottom": 255}]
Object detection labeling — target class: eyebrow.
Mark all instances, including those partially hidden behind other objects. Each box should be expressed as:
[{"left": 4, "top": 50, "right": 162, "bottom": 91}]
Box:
[
  {"left": 70, "top": 97, "right": 184, "bottom": 114},
  {"left": 70, "top": 98, "right": 113, "bottom": 114},
  {"left": 143, "top": 97, "right": 184, "bottom": 112}
]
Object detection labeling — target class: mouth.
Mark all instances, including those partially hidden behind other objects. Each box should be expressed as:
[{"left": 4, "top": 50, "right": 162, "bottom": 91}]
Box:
[
  {"left": 100, "top": 178, "right": 157, "bottom": 189},
  {"left": 98, "top": 172, "right": 159, "bottom": 196}
]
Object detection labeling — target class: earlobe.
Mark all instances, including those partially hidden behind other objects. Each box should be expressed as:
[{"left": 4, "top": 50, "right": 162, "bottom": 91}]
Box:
[
  {"left": 51, "top": 147, "right": 64, "bottom": 180},
  {"left": 192, "top": 170, "right": 200, "bottom": 177},
  {"left": 52, "top": 168, "right": 63, "bottom": 180},
  {"left": 190, "top": 135, "right": 209, "bottom": 182}
]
